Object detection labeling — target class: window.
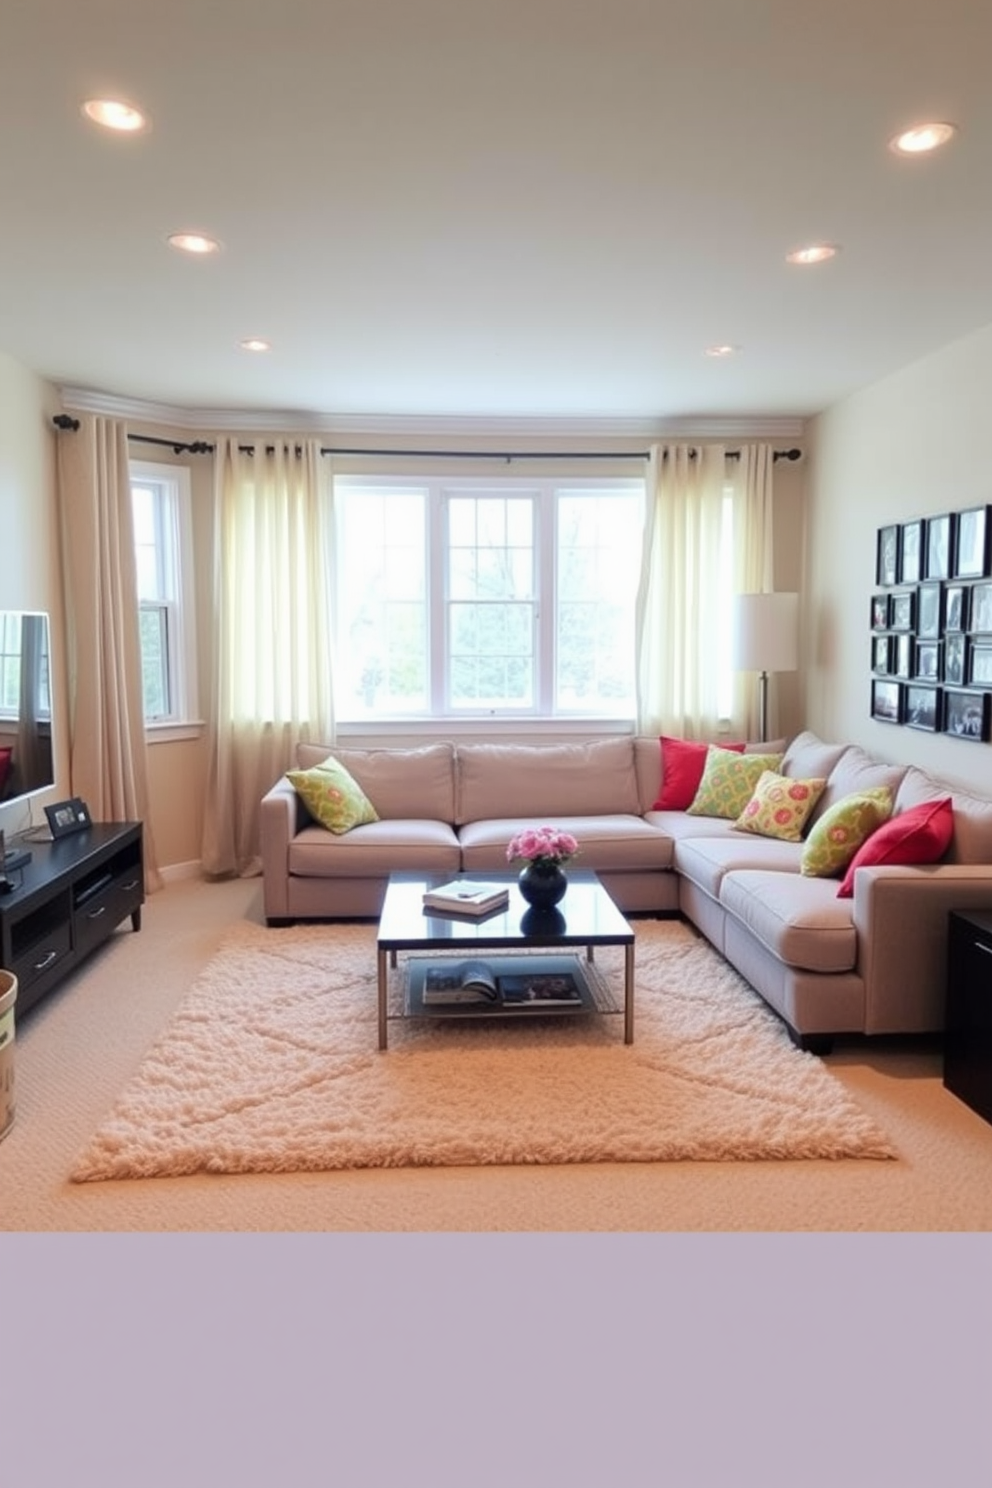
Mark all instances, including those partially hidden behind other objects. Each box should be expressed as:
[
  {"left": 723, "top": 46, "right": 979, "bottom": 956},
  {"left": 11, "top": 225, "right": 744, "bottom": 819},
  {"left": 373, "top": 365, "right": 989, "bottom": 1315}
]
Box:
[
  {"left": 333, "top": 474, "right": 644, "bottom": 722},
  {"left": 130, "top": 461, "right": 198, "bottom": 730}
]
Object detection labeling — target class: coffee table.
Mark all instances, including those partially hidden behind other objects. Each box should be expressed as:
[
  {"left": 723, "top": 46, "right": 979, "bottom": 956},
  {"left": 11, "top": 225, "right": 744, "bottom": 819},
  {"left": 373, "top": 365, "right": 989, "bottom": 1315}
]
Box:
[{"left": 376, "top": 868, "right": 635, "bottom": 1049}]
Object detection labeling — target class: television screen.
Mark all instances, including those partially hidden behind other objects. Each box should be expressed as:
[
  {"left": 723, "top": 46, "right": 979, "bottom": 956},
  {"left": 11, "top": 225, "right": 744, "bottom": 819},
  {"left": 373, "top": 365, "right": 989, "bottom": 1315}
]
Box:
[{"left": 0, "top": 610, "right": 55, "bottom": 805}]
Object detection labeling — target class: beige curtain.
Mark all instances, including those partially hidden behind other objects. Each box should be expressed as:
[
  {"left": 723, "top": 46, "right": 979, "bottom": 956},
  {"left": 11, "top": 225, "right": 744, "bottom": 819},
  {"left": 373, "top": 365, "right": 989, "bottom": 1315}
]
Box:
[
  {"left": 55, "top": 416, "right": 162, "bottom": 889},
  {"left": 634, "top": 441, "right": 775, "bottom": 740},
  {"left": 201, "top": 437, "right": 334, "bottom": 878}
]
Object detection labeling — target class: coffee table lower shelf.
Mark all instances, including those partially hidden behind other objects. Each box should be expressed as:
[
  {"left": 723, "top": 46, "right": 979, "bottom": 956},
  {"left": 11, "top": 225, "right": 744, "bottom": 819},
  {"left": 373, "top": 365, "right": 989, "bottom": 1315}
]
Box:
[{"left": 403, "top": 952, "right": 617, "bottom": 1023}]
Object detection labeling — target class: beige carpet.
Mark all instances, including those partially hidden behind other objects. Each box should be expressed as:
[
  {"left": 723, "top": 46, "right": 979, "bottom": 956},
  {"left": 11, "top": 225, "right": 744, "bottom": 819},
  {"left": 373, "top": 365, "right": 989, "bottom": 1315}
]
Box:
[{"left": 70, "top": 917, "right": 895, "bottom": 1180}]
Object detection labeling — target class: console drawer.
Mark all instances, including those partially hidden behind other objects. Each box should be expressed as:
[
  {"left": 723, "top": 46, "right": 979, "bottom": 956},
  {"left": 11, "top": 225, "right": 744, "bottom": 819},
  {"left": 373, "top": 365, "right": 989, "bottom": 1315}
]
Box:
[
  {"left": 73, "top": 873, "right": 142, "bottom": 958},
  {"left": 10, "top": 921, "right": 74, "bottom": 991}
]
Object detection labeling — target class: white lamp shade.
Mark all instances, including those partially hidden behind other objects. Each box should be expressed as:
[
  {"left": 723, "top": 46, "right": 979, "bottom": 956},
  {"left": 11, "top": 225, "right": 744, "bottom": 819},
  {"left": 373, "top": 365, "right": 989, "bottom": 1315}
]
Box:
[{"left": 732, "top": 592, "right": 799, "bottom": 673}]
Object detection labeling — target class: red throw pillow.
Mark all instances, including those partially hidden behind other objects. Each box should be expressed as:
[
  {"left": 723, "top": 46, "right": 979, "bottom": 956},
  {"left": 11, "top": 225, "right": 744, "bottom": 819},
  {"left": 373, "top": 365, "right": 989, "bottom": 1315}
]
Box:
[
  {"left": 0, "top": 746, "right": 11, "bottom": 795},
  {"left": 652, "top": 736, "right": 746, "bottom": 811},
  {"left": 836, "top": 797, "right": 954, "bottom": 898}
]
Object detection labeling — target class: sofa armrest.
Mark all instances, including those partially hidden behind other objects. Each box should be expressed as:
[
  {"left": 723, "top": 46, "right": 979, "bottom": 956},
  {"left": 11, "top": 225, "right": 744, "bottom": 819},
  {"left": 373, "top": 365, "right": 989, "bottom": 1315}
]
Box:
[
  {"left": 260, "top": 776, "right": 307, "bottom": 920},
  {"left": 852, "top": 863, "right": 992, "bottom": 1033}
]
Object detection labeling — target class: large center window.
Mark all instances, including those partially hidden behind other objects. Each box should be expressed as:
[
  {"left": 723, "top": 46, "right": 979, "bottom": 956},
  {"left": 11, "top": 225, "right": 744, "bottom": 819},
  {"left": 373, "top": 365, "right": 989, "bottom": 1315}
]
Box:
[{"left": 333, "top": 474, "right": 644, "bottom": 722}]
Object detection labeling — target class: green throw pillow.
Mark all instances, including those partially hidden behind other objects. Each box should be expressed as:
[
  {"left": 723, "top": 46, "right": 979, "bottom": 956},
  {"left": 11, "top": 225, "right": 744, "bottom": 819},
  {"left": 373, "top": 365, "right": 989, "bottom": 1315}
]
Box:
[
  {"left": 686, "top": 749, "right": 785, "bottom": 820},
  {"left": 733, "top": 770, "right": 827, "bottom": 842},
  {"left": 286, "top": 755, "right": 379, "bottom": 834},
  {"left": 800, "top": 788, "right": 894, "bottom": 878}
]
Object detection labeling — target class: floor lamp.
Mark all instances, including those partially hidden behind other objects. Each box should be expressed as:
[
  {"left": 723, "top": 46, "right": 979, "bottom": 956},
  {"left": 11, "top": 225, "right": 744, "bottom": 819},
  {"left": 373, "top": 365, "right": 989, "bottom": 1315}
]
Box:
[{"left": 732, "top": 592, "right": 799, "bottom": 740}]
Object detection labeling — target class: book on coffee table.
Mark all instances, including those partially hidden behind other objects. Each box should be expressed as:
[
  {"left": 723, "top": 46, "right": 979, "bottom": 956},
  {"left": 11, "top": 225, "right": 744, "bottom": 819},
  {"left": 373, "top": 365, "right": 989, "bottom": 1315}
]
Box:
[
  {"left": 422, "top": 880, "right": 510, "bottom": 916},
  {"left": 422, "top": 959, "right": 500, "bottom": 1004},
  {"left": 496, "top": 971, "right": 582, "bottom": 1005}
]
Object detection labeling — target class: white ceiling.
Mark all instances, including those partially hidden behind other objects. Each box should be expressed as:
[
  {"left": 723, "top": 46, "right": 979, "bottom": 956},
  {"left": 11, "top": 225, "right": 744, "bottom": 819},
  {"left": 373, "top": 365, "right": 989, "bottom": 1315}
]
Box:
[{"left": 3, "top": 0, "right": 992, "bottom": 428}]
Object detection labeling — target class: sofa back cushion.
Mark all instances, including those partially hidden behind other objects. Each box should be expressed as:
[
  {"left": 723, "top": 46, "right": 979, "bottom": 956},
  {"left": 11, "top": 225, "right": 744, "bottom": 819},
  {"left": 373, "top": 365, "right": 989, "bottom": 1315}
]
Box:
[
  {"left": 294, "top": 742, "right": 456, "bottom": 822},
  {"left": 813, "top": 745, "right": 907, "bottom": 822},
  {"left": 455, "top": 738, "right": 639, "bottom": 825},
  {"left": 895, "top": 765, "right": 992, "bottom": 864},
  {"left": 780, "top": 730, "right": 850, "bottom": 784}
]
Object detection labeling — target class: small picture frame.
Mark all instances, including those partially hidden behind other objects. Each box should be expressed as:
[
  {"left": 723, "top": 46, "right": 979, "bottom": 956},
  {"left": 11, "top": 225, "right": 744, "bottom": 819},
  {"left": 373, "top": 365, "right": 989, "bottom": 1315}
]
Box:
[
  {"left": 894, "top": 633, "right": 912, "bottom": 679},
  {"left": 890, "top": 591, "right": 915, "bottom": 632},
  {"left": 967, "top": 641, "right": 992, "bottom": 689},
  {"left": 877, "top": 524, "right": 899, "bottom": 587},
  {"left": 916, "top": 580, "right": 943, "bottom": 639},
  {"left": 944, "top": 632, "right": 967, "bottom": 687},
  {"left": 871, "top": 678, "right": 902, "bottom": 723},
  {"left": 953, "top": 504, "right": 990, "bottom": 579},
  {"left": 914, "top": 639, "right": 941, "bottom": 681},
  {"left": 871, "top": 593, "right": 890, "bottom": 630},
  {"left": 970, "top": 581, "right": 992, "bottom": 635},
  {"left": 899, "top": 518, "right": 924, "bottom": 585},
  {"left": 906, "top": 684, "right": 940, "bottom": 732},
  {"left": 943, "top": 688, "right": 990, "bottom": 741},
  {"left": 925, "top": 512, "right": 954, "bottom": 580},
  {"left": 872, "top": 635, "right": 892, "bottom": 674},
  {"left": 944, "top": 583, "right": 968, "bottom": 633},
  {"left": 45, "top": 797, "right": 93, "bottom": 838}
]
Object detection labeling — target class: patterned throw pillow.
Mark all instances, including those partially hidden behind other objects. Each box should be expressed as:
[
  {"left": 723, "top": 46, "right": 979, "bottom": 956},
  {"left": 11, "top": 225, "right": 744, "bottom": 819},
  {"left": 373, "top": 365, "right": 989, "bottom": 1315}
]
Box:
[
  {"left": 733, "top": 770, "right": 827, "bottom": 842},
  {"left": 286, "top": 756, "right": 380, "bottom": 834},
  {"left": 686, "top": 749, "right": 785, "bottom": 820},
  {"left": 800, "top": 788, "right": 894, "bottom": 878}
]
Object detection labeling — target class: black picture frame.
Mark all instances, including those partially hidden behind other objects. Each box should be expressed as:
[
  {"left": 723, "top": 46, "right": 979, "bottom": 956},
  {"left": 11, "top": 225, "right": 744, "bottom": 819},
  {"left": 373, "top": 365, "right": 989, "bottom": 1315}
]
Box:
[
  {"left": 953, "top": 504, "right": 991, "bottom": 579},
  {"left": 970, "top": 582, "right": 992, "bottom": 635},
  {"left": 871, "top": 678, "right": 902, "bottom": 723},
  {"left": 890, "top": 591, "right": 915, "bottom": 631},
  {"left": 877, "top": 525, "right": 899, "bottom": 587},
  {"left": 894, "top": 633, "right": 912, "bottom": 679},
  {"left": 944, "top": 632, "right": 967, "bottom": 686},
  {"left": 943, "top": 688, "right": 990, "bottom": 741},
  {"left": 45, "top": 797, "right": 93, "bottom": 838},
  {"left": 915, "top": 639, "right": 941, "bottom": 681},
  {"left": 899, "top": 518, "right": 925, "bottom": 585},
  {"left": 967, "top": 642, "right": 992, "bottom": 688},
  {"left": 872, "top": 635, "right": 892, "bottom": 674},
  {"left": 906, "top": 684, "right": 940, "bottom": 731},
  {"left": 925, "top": 512, "right": 954, "bottom": 580},
  {"left": 944, "top": 583, "right": 968, "bottom": 633},
  {"left": 871, "top": 593, "right": 890, "bottom": 630},
  {"left": 917, "top": 580, "right": 943, "bottom": 639}
]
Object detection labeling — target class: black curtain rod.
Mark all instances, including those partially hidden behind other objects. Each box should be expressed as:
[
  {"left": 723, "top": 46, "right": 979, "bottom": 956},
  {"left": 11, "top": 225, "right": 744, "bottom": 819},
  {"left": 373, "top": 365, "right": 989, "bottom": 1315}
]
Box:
[{"left": 51, "top": 419, "right": 801, "bottom": 463}]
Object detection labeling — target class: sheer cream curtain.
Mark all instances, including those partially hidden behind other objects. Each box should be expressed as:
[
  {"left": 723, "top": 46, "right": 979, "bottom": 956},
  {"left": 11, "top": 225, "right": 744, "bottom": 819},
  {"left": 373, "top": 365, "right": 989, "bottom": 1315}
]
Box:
[
  {"left": 634, "top": 441, "right": 775, "bottom": 740},
  {"left": 55, "top": 415, "right": 162, "bottom": 889},
  {"left": 729, "top": 443, "right": 776, "bottom": 737},
  {"left": 201, "top": 437, "right": 335, "bottom": 878}
]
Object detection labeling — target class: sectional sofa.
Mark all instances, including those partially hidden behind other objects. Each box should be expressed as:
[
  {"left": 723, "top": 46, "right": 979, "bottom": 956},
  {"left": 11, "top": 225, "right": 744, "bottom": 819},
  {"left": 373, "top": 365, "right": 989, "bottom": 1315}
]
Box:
[{"left": 259, "top": 732, "right": 992, "bottom": 1048}]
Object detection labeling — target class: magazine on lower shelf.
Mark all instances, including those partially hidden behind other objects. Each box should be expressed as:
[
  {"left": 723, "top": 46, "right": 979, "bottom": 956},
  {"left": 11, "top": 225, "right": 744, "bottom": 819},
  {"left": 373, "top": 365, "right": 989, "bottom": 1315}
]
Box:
[{"left": 421, "top": 960, "right": 582, "bottom": 1007}]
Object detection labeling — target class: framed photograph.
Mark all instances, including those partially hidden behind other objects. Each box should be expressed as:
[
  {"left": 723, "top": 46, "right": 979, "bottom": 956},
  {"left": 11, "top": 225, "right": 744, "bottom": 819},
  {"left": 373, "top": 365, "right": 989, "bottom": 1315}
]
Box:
[
  {"left": 894, "top": 633, "right": 912, "bottom": 679},
  {"left": 877, "top": 524, "right": 899, "bottom": 587},
  {"left": 967, "top": 642, "right": 992, "bottom": 688},
  {"left": 890, "top": 591, "right": 915, "bottom": 632},
  {"left": 870, "top": 593, "right": 890, "bottom": 630},
  {"left": 944, "top": 631, "right": 967, "bottom": 687},
  {"left": 970, "top": 581, "right": 992, "bottom": 635},
  {"left": 943, "top": 688, "right": 990, "bottom": 741},
  {"left": 915, "top": 639, "right": 941, "bottom": 681},
  {"left": 953, "top": 504, "right": 990, "bottom": 579},
  {"left": 871, "top": 678, "right": 902, "bottom": 723},
  {"left": 872, "top": 635, "right": 892, "bottom": 674},
  {"left": 925, "top": 512, "right": 954, "bottom": 580},
  {"left": 899, "top": 518, "right": 924, "bottom": 585},
  {"left": 906, "top": 684, "right": 940, "bottom": 732},
  {"left": 917, "top": 580, "right": 943, "bottom": 638},
  {"left": 944, "top": 583, "right": 968, "bottom": 633},
  {"left": 44, "top": 797, "right": 93, "bottom": 838}
]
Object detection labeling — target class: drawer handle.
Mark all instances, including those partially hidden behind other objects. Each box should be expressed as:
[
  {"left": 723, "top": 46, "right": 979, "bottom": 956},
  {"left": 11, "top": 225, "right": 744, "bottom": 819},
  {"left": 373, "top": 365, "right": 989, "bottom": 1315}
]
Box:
[
  {"left": 975, "top": 941, "right": 992, "bottom": 958},
  {"left": 122, "top": 879, "right": 140, "bottom": 892},
  {"left": 86, "top": 905, "right": 108, "bottom": 921},
  {"left": 33, "top": 949, "right": 58, "bottom": 972}
]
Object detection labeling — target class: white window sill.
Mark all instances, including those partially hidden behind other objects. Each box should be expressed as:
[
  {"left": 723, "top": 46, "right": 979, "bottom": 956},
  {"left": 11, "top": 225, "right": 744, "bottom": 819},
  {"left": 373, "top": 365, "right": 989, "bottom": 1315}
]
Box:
[{"left": 145, "top": 720, "right": 205, "bottom": 744}]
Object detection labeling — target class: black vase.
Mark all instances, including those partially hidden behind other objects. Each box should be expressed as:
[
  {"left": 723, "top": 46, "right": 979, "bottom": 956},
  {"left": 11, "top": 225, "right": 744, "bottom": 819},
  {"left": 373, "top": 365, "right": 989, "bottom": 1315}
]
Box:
[{"left": 517, "top": 861, "right": 568, "bottom": 910}]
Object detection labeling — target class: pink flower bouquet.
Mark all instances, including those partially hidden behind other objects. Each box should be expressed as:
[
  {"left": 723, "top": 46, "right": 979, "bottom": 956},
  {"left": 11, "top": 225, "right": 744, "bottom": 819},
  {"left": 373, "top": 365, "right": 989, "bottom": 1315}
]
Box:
[{"left": 506, "top": 825, "right": 579, "bottom": 869}]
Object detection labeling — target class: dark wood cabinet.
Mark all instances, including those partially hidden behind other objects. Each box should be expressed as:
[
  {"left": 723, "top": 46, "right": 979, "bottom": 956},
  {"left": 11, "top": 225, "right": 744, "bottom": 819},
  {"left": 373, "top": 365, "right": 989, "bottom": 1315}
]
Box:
[
  {"left": 944, "top": 908, "right": 992, "bottom": 1126},
  {"left": 0, "top": 822, "right": 143, "bottom": 1017}
]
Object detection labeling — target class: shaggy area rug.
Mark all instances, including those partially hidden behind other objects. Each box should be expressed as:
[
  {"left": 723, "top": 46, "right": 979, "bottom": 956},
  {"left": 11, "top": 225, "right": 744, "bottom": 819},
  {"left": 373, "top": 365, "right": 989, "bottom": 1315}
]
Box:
[{"left": 71, "top": 919, "right": 896, "bottom": 1181}]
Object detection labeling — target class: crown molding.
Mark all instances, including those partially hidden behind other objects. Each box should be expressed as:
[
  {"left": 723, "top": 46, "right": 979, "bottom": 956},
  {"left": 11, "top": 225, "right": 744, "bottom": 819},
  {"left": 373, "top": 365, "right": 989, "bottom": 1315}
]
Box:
[{"left": 57, "top": 387, "right": 806, "bottom": 442}]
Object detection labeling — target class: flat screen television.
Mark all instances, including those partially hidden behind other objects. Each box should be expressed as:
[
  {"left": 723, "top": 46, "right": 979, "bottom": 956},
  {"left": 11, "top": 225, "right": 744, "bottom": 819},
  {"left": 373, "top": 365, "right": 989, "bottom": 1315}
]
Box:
[{"left": 0, "top": 610, "right": 55, "bottom": 812}]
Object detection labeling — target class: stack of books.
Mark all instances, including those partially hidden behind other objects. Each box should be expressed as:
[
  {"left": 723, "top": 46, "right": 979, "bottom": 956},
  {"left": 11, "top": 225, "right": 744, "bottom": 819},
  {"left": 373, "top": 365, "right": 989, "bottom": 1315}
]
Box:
[{"left": 422, "top": 880, "right": 510, "bottom": 917}]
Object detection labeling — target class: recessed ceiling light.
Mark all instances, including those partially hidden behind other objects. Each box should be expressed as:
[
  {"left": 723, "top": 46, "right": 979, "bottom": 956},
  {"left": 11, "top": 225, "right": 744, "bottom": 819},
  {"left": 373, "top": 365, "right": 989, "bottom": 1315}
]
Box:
[
  {"left": 786, "top": 243, "right": 839, "bottom": 266},
  {"left": 889, "top": 121, "right": 957, "bottom": 156},
  {"left": 239, "top": 338, "right": 271, "bottom": 353},
  {"left": 168, "top": 232, "right": 222, "bottom": 255},
  {"left": 704, "top": 344, "right": 739, "bottom": 358},
  {"left": 82, "top": 98, "right": 149, "bottom": 133}
]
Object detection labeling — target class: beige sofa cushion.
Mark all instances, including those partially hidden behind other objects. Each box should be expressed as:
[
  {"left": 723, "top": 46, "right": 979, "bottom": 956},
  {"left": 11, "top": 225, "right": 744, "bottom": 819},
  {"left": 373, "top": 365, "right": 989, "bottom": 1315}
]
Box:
[
  {"left": 814, "top": 745, "right": 907, "bottom": 821},
  {"left": 295, "top": 743, "right": 456, "bottom": 822},
  {"left": 459, "top": 813, "right": 673, "bottom": 872},
  {"left": 288, "top": 817, "right": 460, "bottom": 878},
  {"left": 719, "top": 869, "right": 859, "bottom": 973},
  {"left": 455, "top": 738, "right": 640, "bottom": 825},
  {"left": 781, "top": 730, "right": 850, "bottom": 783}
]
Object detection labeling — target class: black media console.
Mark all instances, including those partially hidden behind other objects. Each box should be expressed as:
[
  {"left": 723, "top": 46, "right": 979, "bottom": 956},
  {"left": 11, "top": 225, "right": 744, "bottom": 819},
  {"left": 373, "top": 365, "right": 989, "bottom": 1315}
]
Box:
[{"left": 0, "top": 822, "right": 144, "bottom": 1017}]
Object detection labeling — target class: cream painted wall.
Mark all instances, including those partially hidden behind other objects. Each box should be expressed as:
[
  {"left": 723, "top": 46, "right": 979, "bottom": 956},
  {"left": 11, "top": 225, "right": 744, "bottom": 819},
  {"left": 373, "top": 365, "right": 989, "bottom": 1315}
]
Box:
[{"left": 805, "top": 319, "right": 992, "bottom": 795}]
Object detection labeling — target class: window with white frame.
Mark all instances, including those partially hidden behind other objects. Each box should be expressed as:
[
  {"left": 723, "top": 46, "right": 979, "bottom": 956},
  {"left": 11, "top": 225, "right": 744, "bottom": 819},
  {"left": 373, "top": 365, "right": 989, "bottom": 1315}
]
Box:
[
  {"left": 333, "top": 474, "right": 644, "bottom": 722},
  {"left": 130, "top": 460, "right": 198, "bottom": 728}
]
